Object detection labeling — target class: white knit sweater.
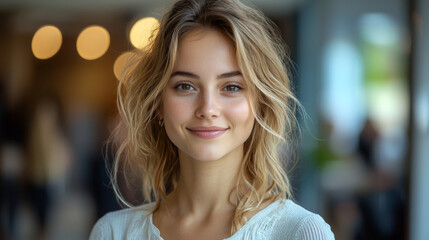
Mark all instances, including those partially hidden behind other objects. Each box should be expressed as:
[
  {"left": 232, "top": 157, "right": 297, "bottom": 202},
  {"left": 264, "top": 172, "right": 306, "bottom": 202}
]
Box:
[{"left": 89, "top": 199, "right": 335, "bottom": 239}]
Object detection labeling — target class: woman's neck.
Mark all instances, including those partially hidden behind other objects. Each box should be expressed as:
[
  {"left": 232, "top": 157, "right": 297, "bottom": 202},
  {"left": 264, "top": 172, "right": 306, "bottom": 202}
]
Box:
[{"left": 165, "top": 147, "right": 244, "bottom": 218}]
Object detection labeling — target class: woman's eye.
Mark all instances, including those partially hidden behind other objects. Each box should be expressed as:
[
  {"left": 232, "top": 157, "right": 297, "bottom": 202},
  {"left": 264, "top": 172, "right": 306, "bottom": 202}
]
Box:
[
  {"left": 223, "top": 85, "right": 241, "bottom": 92},
  {"left": 176, "top": 83, "right": 195, "bottom": 91}
]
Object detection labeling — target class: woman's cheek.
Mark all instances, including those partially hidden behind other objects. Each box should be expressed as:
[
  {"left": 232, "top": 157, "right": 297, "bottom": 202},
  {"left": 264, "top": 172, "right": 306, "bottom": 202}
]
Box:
[
  {"left": 225, "top": 98, "right": 253, "bottom": 124},
  {"left": 163, "top": 96, "right": 193, "bottom": 123}
]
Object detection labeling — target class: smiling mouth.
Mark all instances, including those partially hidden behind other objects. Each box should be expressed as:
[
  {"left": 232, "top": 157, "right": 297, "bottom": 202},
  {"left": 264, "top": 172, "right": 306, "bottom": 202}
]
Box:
[{"left": 186, "top": 127, "right": 229, "bottom": 139}]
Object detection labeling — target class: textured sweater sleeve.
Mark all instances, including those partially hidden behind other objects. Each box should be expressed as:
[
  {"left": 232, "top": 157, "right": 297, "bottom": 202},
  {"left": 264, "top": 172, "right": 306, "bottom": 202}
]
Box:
[
  {"left": 88, "top": 214, "right": 111, "bottom": 240},
  {"left": 294, "top": 214, "right": 335, "bottom": 240}
]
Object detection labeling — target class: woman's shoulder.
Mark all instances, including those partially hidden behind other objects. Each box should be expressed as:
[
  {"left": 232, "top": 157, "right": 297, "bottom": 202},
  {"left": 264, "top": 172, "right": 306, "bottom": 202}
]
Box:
[
  {"left": 88, "top": 202, "right": 157, "bottom": 240},
  {"left": 270, "top": 199, "right": 335, "bottom": 240}
]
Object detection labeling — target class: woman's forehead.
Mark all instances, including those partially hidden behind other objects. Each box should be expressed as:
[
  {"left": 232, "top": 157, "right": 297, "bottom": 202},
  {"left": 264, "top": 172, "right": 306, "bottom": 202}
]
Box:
[{"left": 173, "top": 28, "right": 239, "bottom": 75}]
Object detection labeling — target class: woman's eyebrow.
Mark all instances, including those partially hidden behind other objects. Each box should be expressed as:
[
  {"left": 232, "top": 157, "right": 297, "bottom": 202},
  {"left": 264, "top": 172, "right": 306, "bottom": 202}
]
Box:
[
  {"left": 170, "top": 70, "right": 242, "bottom": 79},
  {"left": 170, "top": 71, "right": 199, "bottom": 79},
  {"left": 218, "top": 71, "right": 242, "bottom": 79}
]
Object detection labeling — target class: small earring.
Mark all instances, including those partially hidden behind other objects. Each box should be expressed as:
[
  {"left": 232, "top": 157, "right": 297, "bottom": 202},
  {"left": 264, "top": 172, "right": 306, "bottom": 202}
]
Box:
[{"left": 159, "top": 118, "right": 164, "bottom": 127}]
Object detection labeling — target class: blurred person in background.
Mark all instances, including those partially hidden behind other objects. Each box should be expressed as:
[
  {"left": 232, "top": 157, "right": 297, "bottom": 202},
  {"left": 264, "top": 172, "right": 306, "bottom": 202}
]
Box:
[
  {"left": 354, "top": 119, "right": 405, "bottom": 240},
  {"left": 89, "top": 0, "right": 334, "bottom": 239},
  {"left": 25, "top": 94, "right": 72, "bottom": 239}
]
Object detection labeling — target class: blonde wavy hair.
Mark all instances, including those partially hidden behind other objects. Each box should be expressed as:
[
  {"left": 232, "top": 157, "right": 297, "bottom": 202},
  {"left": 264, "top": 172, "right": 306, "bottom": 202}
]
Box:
[{"left": 112, "top": 0, "right": 299, "bottom": 234}]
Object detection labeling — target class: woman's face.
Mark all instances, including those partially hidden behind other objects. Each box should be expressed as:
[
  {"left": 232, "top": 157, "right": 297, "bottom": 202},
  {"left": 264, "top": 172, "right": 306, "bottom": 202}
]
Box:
[{"left": 161, "top": 28, "right": 255, "bottom": 162}]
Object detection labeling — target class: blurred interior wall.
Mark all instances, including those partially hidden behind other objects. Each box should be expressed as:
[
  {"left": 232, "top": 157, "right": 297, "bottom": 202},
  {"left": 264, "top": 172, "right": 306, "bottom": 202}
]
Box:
[
  {"left": 295, "top": 0, "right": 324, "bottom": 213},
  {"left": 297, "top": 0, "right": 411, "bottom": 239},
  {"left": 409, "top": 0, "right": 429, "bottom": 239},
  {"left": 296, "top": 0, "right": 407, "bottom": 210}
]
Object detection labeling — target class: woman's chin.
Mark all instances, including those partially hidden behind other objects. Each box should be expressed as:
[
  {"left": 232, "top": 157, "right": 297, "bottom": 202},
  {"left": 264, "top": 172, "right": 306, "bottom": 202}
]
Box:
[{"left": 188, "top": 152, "right": 224, "bottom": 162}]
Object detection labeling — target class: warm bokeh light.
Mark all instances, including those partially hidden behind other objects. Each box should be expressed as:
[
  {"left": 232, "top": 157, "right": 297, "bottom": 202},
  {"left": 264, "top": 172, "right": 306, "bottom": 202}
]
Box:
[
  {"left": 76, "top": 25, "right": 110, "bottom": 60},
  {"left": 113, "top": 52, "right": 133, "bottom": 80},
  {"left": 129, "top": 17, "right": 159, "bottom": 49},
  {"left": 31, "top": 25, "right": 62, "bottom": 59}
]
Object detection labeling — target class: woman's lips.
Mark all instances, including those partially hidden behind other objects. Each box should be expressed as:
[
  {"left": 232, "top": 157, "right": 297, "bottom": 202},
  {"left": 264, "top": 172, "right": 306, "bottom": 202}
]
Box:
[{"left": 187, "top": 126, "right": 229, "bottom": 139}]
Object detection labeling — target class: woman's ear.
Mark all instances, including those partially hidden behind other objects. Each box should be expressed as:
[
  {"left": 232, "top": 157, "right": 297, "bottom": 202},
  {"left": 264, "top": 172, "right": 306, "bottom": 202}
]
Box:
[
  {"left": 157, "top": 107, "right": 164, "bottom": 122},
  {"left": 157, "top": 107, "right": 163, "bottom": 120},
  {"left": 157, "top": 112, "right": 164, "bottom": 127}
]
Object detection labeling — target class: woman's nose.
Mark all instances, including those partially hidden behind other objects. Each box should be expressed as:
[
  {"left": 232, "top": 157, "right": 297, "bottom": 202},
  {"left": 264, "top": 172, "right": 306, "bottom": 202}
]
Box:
[{"left": 195, "top": 90, "right": 220, "bottom": 119}]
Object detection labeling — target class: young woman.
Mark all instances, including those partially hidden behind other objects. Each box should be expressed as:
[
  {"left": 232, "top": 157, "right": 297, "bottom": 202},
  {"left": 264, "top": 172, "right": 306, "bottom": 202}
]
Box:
[{"left": 89, "top": 0, "right": 334, "bottom": 239}]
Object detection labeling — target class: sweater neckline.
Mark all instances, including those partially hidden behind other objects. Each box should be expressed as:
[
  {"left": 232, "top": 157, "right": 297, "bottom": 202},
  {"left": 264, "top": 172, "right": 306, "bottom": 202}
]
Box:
[{"left": 148, "top": 199, "right": 284, "bottom": 240}]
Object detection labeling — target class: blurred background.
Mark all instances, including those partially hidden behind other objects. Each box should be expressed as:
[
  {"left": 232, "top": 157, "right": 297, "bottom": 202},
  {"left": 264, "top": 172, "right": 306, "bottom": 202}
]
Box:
[{"left": 0, "top": 0, "right": 427, "bottom": 239}]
